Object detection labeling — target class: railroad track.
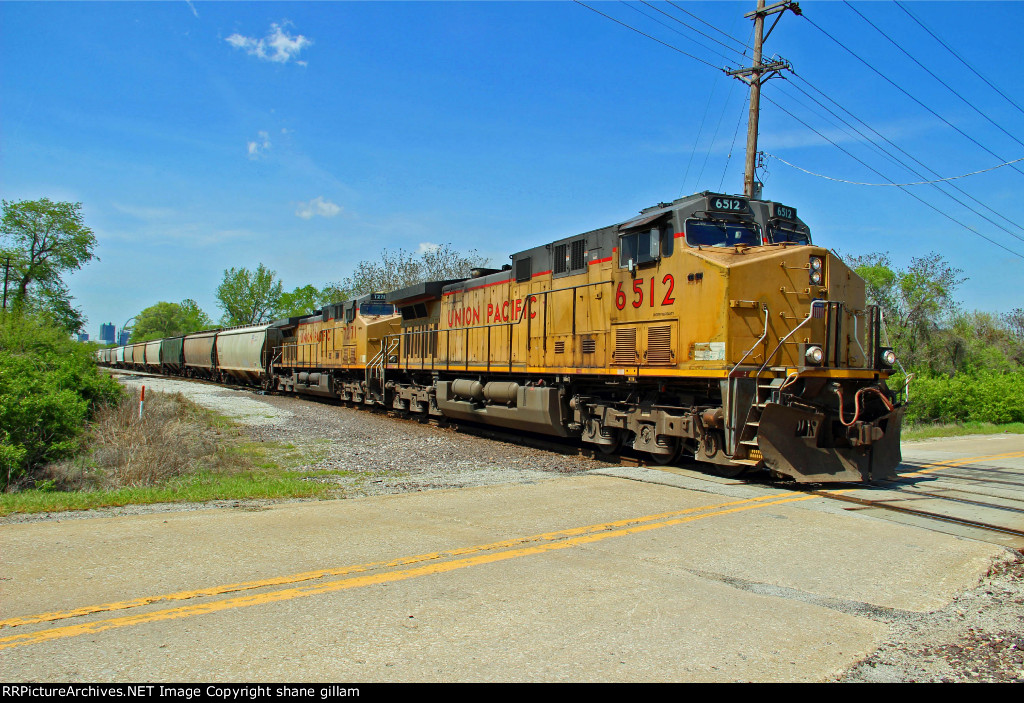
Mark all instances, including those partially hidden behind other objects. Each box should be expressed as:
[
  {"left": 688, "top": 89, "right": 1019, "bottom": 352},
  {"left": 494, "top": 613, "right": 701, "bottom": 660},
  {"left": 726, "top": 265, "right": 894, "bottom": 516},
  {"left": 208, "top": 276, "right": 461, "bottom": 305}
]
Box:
[
  {"left": 107, "top": 368, "right": 1024, "bottom": 548},
  {"left": 797, "top": 455, "right": 1024, "bottom": 550}
]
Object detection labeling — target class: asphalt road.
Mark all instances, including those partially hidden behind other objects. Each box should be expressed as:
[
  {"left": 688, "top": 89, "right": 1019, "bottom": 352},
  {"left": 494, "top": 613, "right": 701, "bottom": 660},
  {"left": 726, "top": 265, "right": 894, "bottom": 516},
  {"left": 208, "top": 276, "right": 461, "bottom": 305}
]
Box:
[{"left": 2, "top": 434, "right": 1019, "bottom": 682}]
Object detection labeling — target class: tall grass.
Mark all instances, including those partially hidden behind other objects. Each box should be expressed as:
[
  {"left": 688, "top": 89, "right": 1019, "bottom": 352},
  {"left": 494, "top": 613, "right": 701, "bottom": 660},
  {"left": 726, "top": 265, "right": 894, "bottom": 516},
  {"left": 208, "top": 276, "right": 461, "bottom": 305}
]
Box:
[
  {"left": 1, "top": 390, "right": 342, "bottom": 515},
  {"left": 43, "top": 390, "right": 238, "bottom": 490}
]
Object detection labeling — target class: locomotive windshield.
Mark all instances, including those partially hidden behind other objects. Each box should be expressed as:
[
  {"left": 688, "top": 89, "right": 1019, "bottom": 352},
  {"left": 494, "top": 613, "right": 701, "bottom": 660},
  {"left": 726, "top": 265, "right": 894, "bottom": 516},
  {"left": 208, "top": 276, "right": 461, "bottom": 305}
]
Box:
[
  {"left": 359, "top": 302, "right": 395, "bottom": 317},
  {"left": 769, "top": 223, "right": 811, "bottom": 245},
  {"left": 685, "top": 219, "right": 760, "bottom": 248}
]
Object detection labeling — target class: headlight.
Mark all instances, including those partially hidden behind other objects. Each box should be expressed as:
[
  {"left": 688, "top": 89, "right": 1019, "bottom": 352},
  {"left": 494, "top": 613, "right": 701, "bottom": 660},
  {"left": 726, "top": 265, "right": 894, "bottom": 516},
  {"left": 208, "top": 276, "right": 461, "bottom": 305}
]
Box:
[
  {"left": 805, "top": 346, "right": 824, "bottom": 365},
  {"left": 809, "top": 257, "right": 824, "bottom": 286},
  {"left": 881, "top": 349, "right": 896, "bottom": 367}
]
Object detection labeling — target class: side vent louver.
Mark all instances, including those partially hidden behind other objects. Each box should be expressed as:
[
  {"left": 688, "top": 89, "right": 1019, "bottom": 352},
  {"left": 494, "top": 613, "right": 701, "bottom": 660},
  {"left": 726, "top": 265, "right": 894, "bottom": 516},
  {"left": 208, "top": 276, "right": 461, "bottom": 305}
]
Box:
[
  {"left": 571, "top": 239, "right": 586, "bottom": 271},
  {"left": 613, "top": 327, "right": 638, "bottom": 364},
  {"left": 515, "top": 257, "right": 532, "bottom": 282},
  {"left": 646, "top": 325, "right": 673, "bottom": 365},
  {"left": 553, "top": 244, "right": 568, "bottom": 274}
]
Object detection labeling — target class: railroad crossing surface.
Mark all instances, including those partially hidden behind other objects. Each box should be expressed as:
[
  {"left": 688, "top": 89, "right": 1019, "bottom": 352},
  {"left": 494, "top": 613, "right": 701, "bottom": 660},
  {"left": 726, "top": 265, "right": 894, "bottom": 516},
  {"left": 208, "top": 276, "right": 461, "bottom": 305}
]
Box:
[{"left": 1, "top": 435, "right": 1021, "bottom": 682}]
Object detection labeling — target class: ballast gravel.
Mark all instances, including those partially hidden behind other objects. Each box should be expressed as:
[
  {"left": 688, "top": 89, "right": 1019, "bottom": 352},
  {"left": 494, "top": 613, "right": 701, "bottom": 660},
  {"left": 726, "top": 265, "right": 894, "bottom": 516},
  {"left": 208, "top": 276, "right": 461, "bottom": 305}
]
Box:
[{"left": 115, "top": 373, "right": 603, "bottom": 498}]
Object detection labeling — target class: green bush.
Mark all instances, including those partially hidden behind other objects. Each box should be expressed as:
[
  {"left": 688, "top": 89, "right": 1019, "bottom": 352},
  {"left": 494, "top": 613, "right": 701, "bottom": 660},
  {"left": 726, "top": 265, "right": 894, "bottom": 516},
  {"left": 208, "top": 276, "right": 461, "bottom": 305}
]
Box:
[
  {"left": 0, "top": 313, "right": 122, "bottom": 489},
  {"left": 904, "top": 371, "right": 1024, "bottom": 425}
]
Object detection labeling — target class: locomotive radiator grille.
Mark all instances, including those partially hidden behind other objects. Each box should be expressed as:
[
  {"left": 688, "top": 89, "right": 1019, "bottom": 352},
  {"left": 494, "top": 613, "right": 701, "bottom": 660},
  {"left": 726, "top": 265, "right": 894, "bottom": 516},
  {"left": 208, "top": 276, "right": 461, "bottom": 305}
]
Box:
[
  {"left": 613, "top": 327, "right": 638, "bottom": 364},
  {"left": 570, "top": 239, "right": 586, "bottom": 270},
  {"left": 646, "top": 325, "right": 673, "bottom": 365}
]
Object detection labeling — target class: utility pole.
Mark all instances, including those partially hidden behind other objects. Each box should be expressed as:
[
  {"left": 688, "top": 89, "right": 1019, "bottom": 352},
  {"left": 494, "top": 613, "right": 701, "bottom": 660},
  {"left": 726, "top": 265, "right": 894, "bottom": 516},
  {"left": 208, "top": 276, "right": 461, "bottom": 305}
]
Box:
[{"left": 726, "top": 0, "right": 801, "bottom": 198}]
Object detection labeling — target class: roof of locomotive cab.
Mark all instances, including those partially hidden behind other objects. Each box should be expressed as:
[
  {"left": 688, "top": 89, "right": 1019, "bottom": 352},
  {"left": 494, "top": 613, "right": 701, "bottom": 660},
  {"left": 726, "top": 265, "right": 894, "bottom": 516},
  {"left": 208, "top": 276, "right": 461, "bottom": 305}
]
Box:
[
  {"left": 387, "top": 279, "right": 467, "bottom": 305},
  {"left": 439, "top": 268, "right": 511, "bottom": 297},
  {"left": 406, "top": 192, "right": 812, "bottom": 300}
]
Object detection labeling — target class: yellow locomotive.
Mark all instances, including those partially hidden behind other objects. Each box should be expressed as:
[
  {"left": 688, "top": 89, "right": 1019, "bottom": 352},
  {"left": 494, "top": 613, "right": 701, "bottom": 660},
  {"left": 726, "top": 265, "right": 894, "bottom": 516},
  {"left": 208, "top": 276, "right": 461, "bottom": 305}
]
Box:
[
  {"left": 107, "top": 190, "right": 903, "bottom": 483},
  {"left": 380, "top": 191, "right": 903, "bottom": 482}
]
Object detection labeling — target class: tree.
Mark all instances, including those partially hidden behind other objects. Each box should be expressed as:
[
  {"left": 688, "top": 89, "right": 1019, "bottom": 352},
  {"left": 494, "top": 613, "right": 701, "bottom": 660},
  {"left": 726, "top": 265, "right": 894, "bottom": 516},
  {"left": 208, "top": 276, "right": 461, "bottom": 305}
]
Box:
[
  {"left": 1, "top": 313, "right": 121, "bottom": 489},
  {"left": 327, "top": 244, "right": 490, "bottom": 300},
  {"left": 847, "top": 252, "right": 965, "bottom": 374},
  {"left": 179, "top": 299, "right": 213, "bottom": 333},
  {"left": 131, "top": 300, "right": 213, "bottom": 342},
  {"left": 275, "top": 285, "right": 327, "bottom": 319},
  {"left": 1, "top": 198, "right": 97, "bottom": 331},
  {"left": 216, "top": 264, "right": 283, "bottom": 326}
]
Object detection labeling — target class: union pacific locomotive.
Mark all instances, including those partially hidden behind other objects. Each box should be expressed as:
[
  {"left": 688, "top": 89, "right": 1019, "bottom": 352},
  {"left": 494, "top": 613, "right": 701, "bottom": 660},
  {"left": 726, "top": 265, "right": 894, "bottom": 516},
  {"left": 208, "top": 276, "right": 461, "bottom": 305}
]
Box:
[{"left": 100, "top": 191, "right": 904, "bottom": 483}]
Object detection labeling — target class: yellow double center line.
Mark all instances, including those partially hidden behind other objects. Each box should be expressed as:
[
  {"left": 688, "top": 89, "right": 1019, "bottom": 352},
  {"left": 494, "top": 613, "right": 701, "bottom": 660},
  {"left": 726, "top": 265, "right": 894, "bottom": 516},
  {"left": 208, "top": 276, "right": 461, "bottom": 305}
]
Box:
[
  {"left": 7, "top": 448, "right": 1017, "bottom": 651},
  {"left": 0, "top": 491, "right": 822, "bottom": 650}
]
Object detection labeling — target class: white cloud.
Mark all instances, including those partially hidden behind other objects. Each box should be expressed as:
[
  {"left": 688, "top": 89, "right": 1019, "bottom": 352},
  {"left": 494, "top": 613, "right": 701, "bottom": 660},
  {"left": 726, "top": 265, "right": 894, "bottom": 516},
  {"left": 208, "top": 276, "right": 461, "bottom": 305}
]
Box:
[
  {"left": 111, "top": 202, "right": 177, "bottom": 220},
  {"left": 185, "top": 1, "right": 198, "bottom": 18},
  {"left": 295, "top": 196, "right": 341, "bottom": 220},
  {"left": 226, "top": 22, "right": 312, "bottom": 64},
  {"left": 247, "top": 130, "right": 271, "bottom": 159},
  {"left": 416, "top": 242, "right": 441, "bottom": 254}
]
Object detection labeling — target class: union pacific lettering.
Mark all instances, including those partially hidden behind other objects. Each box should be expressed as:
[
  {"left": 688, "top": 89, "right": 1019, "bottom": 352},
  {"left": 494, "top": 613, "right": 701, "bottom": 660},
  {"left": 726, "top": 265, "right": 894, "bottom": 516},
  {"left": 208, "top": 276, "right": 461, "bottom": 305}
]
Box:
[
  {"left": 297, "top": 325, "right": 356, "bottom": 344},
  {"left": 447, "top": 297, "right": 537, "bottom": 328}
]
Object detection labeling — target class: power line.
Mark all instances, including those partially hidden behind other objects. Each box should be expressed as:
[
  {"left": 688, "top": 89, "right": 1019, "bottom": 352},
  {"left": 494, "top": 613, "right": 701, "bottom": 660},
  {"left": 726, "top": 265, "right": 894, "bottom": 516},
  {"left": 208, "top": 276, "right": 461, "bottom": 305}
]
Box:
[
  {"left": 720, "top": 92, "right": 749, "bottom": 192},
  {"left": 761, "top": 90, "right": 1024, "bottom": 259},
  {"left": 895, "top": 0, "right": 1024, "bottom": 119},
  {"left": 622, "top": 1, "right": 738, "bottom": 64},
  {"left": 844, "top": 2, "right": 1024, "bottom": 155},
  {"left": 786, "top": 73, "right": 1024, "bottom": 237},
  {"left": 573, "top": 1, "right": 721, "bottom": 71},
  {"left": 766, "top": 153, "right": 1024, "bottom": 186},
  {"left": 801, "top": 12, "right": 1024, "bottom": 180},
  {"left": 636, "top": 1, "right": 751, "bottom": 61},
  {"left": 680, "top": 78, "right": 720, "bottom": 195},
  {"left": 696, "top": 78, "right": 741, "bottom": 187},
  {"left": 573, "top": 0, "right": 1024, "bottom": 256},
  {"left": 773, "top": 81, "right": 913, "bottom": 176},
  {"left": 666, "top": 1, "right": 754, "bottom": 53}
]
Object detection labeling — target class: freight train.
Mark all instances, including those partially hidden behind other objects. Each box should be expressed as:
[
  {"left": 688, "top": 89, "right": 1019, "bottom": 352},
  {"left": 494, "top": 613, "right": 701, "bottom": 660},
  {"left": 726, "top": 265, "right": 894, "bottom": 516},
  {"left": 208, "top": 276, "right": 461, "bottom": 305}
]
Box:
[{"left": 98, "top": 191, "right": 904, "bottom": 483}]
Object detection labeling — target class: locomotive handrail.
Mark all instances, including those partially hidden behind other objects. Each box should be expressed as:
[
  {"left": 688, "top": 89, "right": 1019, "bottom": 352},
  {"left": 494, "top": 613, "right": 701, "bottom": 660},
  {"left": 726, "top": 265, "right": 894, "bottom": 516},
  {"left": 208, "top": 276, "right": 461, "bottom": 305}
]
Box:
[
  {"left": 365, "top": 337, "right": 400, "bottom": 401},
  {"left": 729, "top": 303, "right": 770, "bottom": 378},
  {"left": 725, "top": 303, "right": 770, "bottom": 452},
  {"left": 381, "top": 279, "right": 616, "bottom": 372},
  {"left": 725, "top": 299, "right": 827, "bottom": 457},
  {"left": 754, "top": 299, "right": 828, "bottom": 381},
  {"left": 849, "top": 309, "right": 868, "bottom": 368}
]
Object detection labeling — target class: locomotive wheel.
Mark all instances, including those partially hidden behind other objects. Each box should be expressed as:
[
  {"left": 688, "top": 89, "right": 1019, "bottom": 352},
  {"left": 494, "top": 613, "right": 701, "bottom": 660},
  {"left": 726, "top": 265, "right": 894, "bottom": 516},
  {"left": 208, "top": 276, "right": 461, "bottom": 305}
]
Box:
[
  {"left": 595, "top": 429, "right": 624, "bottom": 457},
  {"left": 648, "top": 439, "right": 681, "bottom": 466}
]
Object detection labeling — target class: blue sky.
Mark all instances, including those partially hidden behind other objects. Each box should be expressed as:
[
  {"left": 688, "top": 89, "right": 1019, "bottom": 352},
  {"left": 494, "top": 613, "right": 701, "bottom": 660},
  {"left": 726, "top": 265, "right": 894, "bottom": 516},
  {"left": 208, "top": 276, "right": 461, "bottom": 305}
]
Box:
[{"left": 2, "top": 1, "right": 1023, "bottom": 338}]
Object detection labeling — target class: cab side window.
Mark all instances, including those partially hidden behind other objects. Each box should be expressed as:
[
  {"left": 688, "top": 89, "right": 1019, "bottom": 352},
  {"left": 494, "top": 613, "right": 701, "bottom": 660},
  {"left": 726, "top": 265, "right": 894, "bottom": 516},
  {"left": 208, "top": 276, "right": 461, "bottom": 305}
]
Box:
[{"left": 619, "top": 224, "right": 672, "bottom": 268}]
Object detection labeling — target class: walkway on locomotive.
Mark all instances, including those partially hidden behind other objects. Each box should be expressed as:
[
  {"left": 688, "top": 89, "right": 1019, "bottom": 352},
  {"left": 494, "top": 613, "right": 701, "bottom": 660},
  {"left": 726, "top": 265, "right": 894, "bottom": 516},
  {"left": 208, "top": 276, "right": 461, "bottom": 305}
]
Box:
[{"left": 383, "top": 191, "right": 878, "bottom": 381}]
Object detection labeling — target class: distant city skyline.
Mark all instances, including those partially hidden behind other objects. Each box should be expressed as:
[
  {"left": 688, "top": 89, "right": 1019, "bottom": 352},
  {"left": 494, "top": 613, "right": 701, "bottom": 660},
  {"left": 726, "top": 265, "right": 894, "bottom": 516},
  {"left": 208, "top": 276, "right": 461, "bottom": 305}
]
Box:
[{"left": 3, "top": 1, "right": 1022, "bottom": 339}]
